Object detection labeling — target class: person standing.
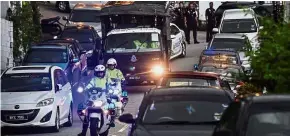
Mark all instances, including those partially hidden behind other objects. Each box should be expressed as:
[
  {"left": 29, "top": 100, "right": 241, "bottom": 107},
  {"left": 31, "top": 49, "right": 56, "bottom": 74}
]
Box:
[
  {"left": 205, "top": 2, "right": 216, "bottom": 42},
  {"left": 185, "top": 2, "right": 199, "bottom": 44},
  {"left": 174, "top": 2, "right": 187, "bottom": 31}
]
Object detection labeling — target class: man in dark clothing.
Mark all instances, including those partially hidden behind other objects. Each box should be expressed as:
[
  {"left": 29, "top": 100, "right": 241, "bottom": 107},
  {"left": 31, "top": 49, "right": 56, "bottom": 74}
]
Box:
[
  {"left": 185, "top": 2, "right": 200, "bottom": 44},
  {"left": 174, "top": 2, "right": 186, "bottom": 31},
  {"left": 205, "top": 2, "right": 216, "bottom": 42}
]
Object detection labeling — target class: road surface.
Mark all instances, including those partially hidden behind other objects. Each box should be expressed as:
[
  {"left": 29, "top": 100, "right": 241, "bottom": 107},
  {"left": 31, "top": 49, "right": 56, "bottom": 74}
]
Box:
[{"left": 1, "top": 3, "right": 207, "bottom": 136}]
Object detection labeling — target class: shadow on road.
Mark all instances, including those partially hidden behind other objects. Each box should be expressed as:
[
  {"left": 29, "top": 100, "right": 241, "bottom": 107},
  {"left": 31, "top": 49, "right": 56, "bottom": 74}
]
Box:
[{"left": 2, "top": 127, "right": 58, "bottom": 135}]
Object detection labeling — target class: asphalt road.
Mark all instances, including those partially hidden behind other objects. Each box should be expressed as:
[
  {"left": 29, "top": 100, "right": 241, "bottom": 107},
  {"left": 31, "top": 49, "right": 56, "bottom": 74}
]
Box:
[{"left": 1, "top": 3, "right": 207, "bottom": 136}]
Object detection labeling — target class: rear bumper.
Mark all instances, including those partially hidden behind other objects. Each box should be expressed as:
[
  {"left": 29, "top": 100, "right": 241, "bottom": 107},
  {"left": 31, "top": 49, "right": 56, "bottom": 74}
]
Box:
[{"left": 125, "top": 73, "right": 160, "bottom": 86}]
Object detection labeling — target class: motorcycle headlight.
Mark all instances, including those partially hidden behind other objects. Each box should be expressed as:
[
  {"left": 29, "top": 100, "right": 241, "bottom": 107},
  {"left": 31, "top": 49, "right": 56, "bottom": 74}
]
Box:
[
  {"left": 108, "top": 89, "right": 114, "bottom": 94},
  {"left": 36, "top": 98, "right": 54, "bottom": 107},
  {"left": 93, "top": 101, "right": 103, "bottom": 107},
  {"left": 151, "top": 65, "right": 164, "bottom": 76},
  {"left": 77, "top": 87, "right": 84, "bottom": 93}
]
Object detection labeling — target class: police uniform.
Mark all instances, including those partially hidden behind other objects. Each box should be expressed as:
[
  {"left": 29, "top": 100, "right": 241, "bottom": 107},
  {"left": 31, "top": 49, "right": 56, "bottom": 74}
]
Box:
[
  {"left": 174, "top": 7, "right": 187, "bottom": 30},
  {"left": 205, "top": 7, "right": 216, "bottom": 42},
  {"left": 185, "top": 7, "right": 199, "bottom": 44},
  {"left": 106, "top": 69, "right": 125, "bottom": 81}
]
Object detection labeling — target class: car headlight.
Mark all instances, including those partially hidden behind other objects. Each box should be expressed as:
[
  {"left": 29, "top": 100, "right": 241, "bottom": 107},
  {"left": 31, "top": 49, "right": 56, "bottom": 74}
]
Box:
[
  {"left": 151, "top": 65, "right": 164, "bottom": 76},
  {"left": 36, "top": 98, "right": 54, "bottom": 107},
  {"left": 93, "top": 101, "right": 103, "bottom": 107}
]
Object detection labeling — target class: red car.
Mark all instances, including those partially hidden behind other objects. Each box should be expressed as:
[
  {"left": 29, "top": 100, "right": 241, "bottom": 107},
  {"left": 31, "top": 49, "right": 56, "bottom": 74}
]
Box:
[{"left": 157, "top": 71, "right": 232, "bottom": 91}]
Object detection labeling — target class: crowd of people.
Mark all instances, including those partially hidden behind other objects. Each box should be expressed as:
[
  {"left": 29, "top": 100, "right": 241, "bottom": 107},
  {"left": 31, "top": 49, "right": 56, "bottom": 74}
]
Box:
[{"left": 173, "top": 2, "right": 216, "bottom": 44}]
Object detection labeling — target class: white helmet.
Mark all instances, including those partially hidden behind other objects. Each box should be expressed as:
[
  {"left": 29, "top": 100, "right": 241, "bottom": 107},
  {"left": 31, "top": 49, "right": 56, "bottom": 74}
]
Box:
[
  {"left": 94, "top": 65, "right": 106, "bottom": 72},
  {"left": 107, "top": 58, "right": 117, "bottom": 66}
]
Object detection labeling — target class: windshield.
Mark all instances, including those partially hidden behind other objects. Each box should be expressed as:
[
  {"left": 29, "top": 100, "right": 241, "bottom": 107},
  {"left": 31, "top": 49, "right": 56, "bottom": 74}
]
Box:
[
  {"left": 246, "top": 103, "right": 290, "bottom": 136},
  {"left": 221, "top": 19, "right": 257, "bottom": 33},
  {"left": 24, "top": 48, "right": 68, "bottom": 63},
  {"left": 210, "top": 38, "right": 246, "bottom": 51},
  {"left": 70, "top": 10, "right": 101, "bottom": 22},
  {"left": 106, "top": 32, "right": 161, "bottom": 53},
  {"left": 201, "top": 54, "right": 239, "bottom": 65},
  {"left": 201, "top": 67, "right": 242, "bottom": 75},
  {"left": 1, "top": 73, "right": 52, "bottom": 92},
  {"left": 61, "top": 29, "right": 94, "bottom": 43},
  {"left": 164, "top": 77, "right": 220, "bottom": 87},
  {"left": 142, "top": 95, "right": 230, "bottom": 124}
]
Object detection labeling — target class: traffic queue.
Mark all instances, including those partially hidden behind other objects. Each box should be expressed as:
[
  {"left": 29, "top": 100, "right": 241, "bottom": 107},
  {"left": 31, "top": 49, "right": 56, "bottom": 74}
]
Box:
[{"left": 1, "top": 2, "right": 290, "bottom": 136}]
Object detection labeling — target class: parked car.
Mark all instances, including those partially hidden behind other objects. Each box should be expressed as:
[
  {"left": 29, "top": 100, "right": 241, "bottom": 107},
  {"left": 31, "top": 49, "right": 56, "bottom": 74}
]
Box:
[
  {"left": 62, "top": 3, "right": 103, "bottom": 35},
  {"left": 213, "top": 8, "right": 262, "bottom": 52},
  {"left": 119, "top": 87, "right": 234, "bottom": 136},
  {"left": 1, "top": 66, "right": 73, "bottom": 131},
  {"left": 198, "top": 49, "right": 242, "bottom": 66},
  {"left": 212, "top": 95, "right": 290, "bottom": 136},
  {"left": 157, "top": 71, "right": 232, "bottom": 92},
  {"left": 206, "top": 33, "right": 251, "bottom": 70},
  {"left": 21, "top": 43, "right": 81, "bottom": 86},
  {"left": 170, "top": 23, "right": 187, "bottom": 59}
]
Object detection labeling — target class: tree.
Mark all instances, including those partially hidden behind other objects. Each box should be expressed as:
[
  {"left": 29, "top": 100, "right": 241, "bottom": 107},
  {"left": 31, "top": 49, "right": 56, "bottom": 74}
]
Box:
[{"left": 10, "top": 2, "right": 42, "bottom": 59}]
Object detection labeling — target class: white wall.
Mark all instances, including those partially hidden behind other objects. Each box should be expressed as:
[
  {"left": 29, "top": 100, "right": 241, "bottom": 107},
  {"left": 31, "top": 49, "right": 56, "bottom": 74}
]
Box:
[{"left": 1, "top": 18, "right": 14, "bottom": 72}]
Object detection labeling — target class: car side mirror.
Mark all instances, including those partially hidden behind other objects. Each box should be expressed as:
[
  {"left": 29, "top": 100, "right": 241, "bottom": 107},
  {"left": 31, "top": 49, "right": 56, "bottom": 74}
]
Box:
[
  {"left": 259, "top": 26, "right": 264, "bottom": 30},
  {"left": 170, "top": 35, "right": 176, "bottom": 39},
  {"left": 193, "top": 64, "right": 198, "bottom": 71},
  {"left": 212, "top": 28, "right": 219, "bottom": 33},
  {"left": 62, "top": 16, "right": 68, "bottom": 21},
  {"left": 119, "top": 113, "right": 135, "bottom": 124},
  {"left": 213, "top": 130, "right": 233, "bottom": 136},
  {"left": 72, "top": 58, "right": 79, "bottom": 63},
  {"left": 55, "top": 84, "right": 62, "bottom": 92}
]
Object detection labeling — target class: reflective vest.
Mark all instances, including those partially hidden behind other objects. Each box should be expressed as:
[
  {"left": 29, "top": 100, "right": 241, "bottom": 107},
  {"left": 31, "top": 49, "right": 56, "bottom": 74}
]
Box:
[
  {"left": 106, "top": 69, "right": 125, "bottom": 80},
  {"left": 85, "top": 77, "right": 108, "bottom": 90}
]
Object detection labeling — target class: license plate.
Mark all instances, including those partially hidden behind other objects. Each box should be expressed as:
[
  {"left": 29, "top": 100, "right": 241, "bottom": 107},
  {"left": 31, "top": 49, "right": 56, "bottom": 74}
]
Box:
[
  {"left": 129, "top": 76, "right": 140, "bottom": 80},
  {"left": 6, "top": 115, "right": 28, "bottom": 121}
]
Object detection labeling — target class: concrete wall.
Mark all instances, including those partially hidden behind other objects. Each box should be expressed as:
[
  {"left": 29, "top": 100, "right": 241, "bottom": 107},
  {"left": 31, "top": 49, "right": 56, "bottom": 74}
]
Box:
[
  {"left": 1, "top": 18, "right": 14, "bottom": 72},
  {"left": 1, "top": 1, "right": 10, "bottom": 19}
]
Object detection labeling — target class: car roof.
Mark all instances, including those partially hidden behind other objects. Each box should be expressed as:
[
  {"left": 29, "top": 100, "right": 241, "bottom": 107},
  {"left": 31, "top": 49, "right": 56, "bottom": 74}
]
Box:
[
  {"left": 223, "top": 8, "right": 255, "bottom": 19},
  {"left": 73, "top": 3, "right": 103, "bottom": 10},
  {"left": 162, "top": 71, "right": 221, "bottom": 78},
  {"left": 30, "top": 44, "right": 68, "bottom": 50},
  {"left": 202, "top": 50, "right": 237, "bottom": 56},
  {"left": 148, "top": 87, "right": 230, "bottom": 97},
  {"left": 213, "top": 33, "right": 246, "bottom": 39},
  {"left": 200, "top": 62, "right": 242, "bottom": 69},
  {"left": 245, "top": 95, "right": 290, "bottom": 103},
  {"left": 4, "top": 65, "right": 60, "bottom": 74}
]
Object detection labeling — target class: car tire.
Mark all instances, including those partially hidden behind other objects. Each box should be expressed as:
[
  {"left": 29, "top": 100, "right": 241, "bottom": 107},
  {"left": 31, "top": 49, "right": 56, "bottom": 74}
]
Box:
[
  {"left": 99, "top": 129, "right": 109, "bottom": 136},
  {"left": 51, "top": 108, "right": 60, "bottom": 132},
  {"left": 64, "top": 103, "right": 73, "bottom": 127},
  {"left": 56, "top": 1, "right": 70, "bottom": 12},
  {"left": 180, "top": 42, "right": 186, "bottom": 58}
]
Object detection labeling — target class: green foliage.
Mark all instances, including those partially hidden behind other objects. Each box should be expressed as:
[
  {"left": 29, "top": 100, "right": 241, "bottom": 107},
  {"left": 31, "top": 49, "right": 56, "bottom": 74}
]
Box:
[
  {"left": 10, "top": 2, "right": 42, "bottom": 59},
  {"left": 245, "top": 17, "right": 290, "bottom": 93},
  {"left": 237, "top": 82, "right": 261, "bottom": 96}
]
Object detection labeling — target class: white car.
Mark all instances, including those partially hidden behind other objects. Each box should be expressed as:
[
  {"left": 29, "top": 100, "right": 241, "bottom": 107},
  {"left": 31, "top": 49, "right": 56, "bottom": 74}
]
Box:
[
  {"left": 212, "top": 8, "right": 262, "bottom": 51},
  {"left": 1, "top": 66, "right": 73, "bottom": 132},
  {"left": 170, "top": 23, "right": 187, "bottom": 59}
]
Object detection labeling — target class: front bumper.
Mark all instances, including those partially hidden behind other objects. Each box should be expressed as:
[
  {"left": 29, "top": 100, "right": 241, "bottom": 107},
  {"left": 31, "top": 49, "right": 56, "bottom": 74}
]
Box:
[{"left": 1, "top": 104, "right": 55, "bottom": 127}]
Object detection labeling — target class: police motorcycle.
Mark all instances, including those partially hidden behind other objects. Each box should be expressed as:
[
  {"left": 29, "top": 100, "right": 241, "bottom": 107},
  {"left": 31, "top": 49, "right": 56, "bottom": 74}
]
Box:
[
  {"left": 77, "top": 87, "right": 115, "bottom": 136},
  {"left": 107, "top": 78, "right": 128, "bottom": 116}
]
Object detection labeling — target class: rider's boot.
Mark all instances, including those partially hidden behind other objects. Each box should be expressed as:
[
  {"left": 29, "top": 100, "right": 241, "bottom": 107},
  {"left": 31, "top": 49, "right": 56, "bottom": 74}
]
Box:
[{"left": 110, "top": 116, "right": 116, "bottom": 127}]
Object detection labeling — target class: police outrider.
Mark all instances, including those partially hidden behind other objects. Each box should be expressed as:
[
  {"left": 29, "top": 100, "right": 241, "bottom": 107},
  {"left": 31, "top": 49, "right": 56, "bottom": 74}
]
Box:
[{"left": 77, "top": 65, "right": 115, "bottom": 136}]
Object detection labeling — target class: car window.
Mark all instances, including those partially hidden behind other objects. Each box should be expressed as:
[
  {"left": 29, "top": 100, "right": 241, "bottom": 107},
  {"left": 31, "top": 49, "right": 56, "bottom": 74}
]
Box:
[
  {"left": 163, "top": 77, "right": 220, "bottom": 87},
  {"left": 170, "top": 25, "right": 180, "bottom": 35},
  {"left": 217, "top": 102, "right": 241, "bottom": 131},
  {"left": 61, "top": 29, "right": 94, "bottom": 43},
  {"left": 1, "top": 73, "right": 52, "bottom": 92},
  {"left": 210, "top": 38, "right": 246, "bottom": 51},
  {"left": 70, "top": 10, "right": 101, "bottom": 22},
  {"left": 60, "top": 70, "right": 69, "bottom": 85},
  {"left": 221, "top": 18, "right": 257, "bottom": 33},
  {"left": 54, "top": 69, "right": 65, "bottom": 86},
  {"left": 142, "top": 95, "right": 231, "bottom": 124},
  {"left": 246, "top": 103, "right": 290, "bottom": 136},
  {"left": 200, "top": 53, "right": 239, "bottom": 65},
  {"left": 24, "top": 48, "right": 68, "bottom": 63}
]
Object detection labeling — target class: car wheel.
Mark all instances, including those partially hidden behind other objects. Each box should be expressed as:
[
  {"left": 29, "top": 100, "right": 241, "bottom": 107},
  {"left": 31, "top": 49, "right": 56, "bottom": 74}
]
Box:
[
  {"left": 64, "top": 103, "right": 73, "bottom": 127},
  {"left": 56, "top": 1, "right": 69, "bottom": 12},
  {"left": 51, "top": 109, "right": 60, "bottom": 132},
  {"left": 180, "top": 42, "right": 186, "bottom": 58}
]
